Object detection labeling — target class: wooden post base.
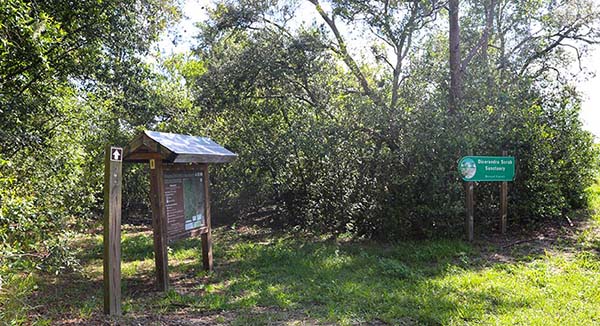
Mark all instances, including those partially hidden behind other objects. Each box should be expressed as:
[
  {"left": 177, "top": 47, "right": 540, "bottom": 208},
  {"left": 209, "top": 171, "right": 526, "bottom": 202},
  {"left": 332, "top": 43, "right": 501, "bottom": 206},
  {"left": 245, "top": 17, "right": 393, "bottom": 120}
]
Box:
[
  {"left": 103, "top": 146, "right": 123, "bottom": 315},
  {"left": 466, "top": 181, "right": 474, "bottom": 242}
]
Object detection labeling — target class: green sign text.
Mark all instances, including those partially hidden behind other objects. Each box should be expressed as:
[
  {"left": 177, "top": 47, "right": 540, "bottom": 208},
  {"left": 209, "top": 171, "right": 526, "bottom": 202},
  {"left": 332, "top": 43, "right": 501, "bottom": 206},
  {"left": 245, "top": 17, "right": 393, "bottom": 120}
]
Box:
[{"left": 458, "top": 156, "right": 515, "bottom": 182}]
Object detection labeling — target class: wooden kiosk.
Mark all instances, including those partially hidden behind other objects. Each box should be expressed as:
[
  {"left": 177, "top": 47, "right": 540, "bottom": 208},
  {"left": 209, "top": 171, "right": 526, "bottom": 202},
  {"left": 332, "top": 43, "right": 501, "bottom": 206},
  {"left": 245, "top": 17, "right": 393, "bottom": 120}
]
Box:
[
  {"left": 103, "top": 130, "right": 236, "bottom": 315},
  {"left": 124, "top": 130, "right": 237, "bottom": 286}
]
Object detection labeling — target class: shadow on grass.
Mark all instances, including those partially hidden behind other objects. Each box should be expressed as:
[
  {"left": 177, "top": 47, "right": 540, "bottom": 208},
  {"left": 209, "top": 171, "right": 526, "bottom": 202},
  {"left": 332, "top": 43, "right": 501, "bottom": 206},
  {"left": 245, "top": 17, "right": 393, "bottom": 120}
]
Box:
[
  {"left": 26, "top": 268, "right": 166, "bottom": 325},
  {"left": 162, "top": 222, "right": 600, "bottom": 325},
  {"left": 153, "top": 235, "right": 491, "bottom": 324},
  {"left": 45, "top": 214, "right": 600, "bottom": 325},
  {"left": 77, "top": 230, "right": 156, "bottom": 263},
  {"left": 28, "top": 272, "right": 104, "bottom": 322}
]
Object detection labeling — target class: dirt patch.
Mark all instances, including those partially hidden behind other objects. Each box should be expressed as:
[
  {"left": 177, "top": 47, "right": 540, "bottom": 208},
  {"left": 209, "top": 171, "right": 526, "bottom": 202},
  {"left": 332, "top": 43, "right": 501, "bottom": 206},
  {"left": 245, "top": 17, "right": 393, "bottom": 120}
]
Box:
[
  {"left": 47, "top": 306, "right": 335, "bottom": 326},
  {"left": 478, "top": 212, "right": 598, "bottom": 264}
]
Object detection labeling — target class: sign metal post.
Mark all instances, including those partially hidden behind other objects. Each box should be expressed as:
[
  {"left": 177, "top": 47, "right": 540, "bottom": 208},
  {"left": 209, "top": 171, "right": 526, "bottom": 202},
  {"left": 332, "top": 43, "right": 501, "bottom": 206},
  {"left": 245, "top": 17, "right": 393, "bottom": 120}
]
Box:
[{"left": 466, "top": 181, "right": 474, "bottom": 242}]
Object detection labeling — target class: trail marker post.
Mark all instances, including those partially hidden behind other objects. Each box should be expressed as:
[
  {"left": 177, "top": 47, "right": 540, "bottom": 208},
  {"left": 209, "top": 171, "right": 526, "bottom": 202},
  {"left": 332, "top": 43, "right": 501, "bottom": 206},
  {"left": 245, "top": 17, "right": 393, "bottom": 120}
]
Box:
[{"left": 103, "top": 146, "right": 123, "bottom": 316}]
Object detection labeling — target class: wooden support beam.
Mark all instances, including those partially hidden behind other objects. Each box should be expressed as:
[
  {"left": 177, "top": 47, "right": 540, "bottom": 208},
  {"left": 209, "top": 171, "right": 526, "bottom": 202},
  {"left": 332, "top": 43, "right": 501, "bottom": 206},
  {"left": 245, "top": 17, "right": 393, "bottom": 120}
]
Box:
[
  {"left": 149, "top": 158, "right": 169, "bottom": 291},
  {"left": 466, "top": 181, "right": 474, "bottom": 242},
  {"left": 123, "top": 152, "right": 163, "bottom": 162},
  {"left": 201, "top": 164, "right": 213, "bottom": 271},
  {"left": 103, "top": 146, "right": 123, "bottom": 316},
  {"left": 162, "top": 163, "right": 205, "bottom": 172}
]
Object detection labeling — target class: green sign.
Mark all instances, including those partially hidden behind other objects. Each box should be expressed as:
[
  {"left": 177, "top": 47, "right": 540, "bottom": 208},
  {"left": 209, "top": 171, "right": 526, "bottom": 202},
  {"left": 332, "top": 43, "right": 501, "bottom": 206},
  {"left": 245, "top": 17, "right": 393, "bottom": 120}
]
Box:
[{"left": 458, "top": 156, "right": 515, "bottom": 182}]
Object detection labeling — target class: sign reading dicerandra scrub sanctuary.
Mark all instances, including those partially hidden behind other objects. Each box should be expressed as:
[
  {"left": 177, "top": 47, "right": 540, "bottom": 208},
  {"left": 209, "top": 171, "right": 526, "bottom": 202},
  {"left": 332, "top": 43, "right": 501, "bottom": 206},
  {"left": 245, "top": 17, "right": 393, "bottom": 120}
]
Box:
[{"left": 458, "top": 156, "right": 515, "bottom": 182}]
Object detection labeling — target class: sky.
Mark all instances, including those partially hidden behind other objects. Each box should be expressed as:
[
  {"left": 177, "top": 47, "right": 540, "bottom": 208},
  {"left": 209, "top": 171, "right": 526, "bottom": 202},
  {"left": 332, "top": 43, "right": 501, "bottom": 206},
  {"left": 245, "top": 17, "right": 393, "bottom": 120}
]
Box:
[
  {"left": 577, "top": 47, "right": 600, "bottom": 139},
  {"left": 157, "top": 0, "right": 600, "bottom": 139}
]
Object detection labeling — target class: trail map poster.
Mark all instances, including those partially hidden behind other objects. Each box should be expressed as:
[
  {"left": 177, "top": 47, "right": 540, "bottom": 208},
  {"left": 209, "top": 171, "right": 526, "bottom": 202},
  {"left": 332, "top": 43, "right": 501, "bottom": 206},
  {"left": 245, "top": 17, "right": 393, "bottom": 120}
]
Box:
[{"left": 163, "top": 169, "right": 206, "bottom": 241}]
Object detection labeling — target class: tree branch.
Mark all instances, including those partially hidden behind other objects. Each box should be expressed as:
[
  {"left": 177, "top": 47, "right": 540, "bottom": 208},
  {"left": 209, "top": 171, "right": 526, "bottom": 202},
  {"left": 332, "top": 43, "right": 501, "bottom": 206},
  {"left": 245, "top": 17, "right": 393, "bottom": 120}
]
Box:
[
  {"left": 461, "top": 0, "right": 495, "bottom": 72},
  {"left": 518, "top": 33, "right": 568, "bottom": 76},
  {"left": 561, "top": 43, "right": 583, "bottom": 71},
  {"left": 307, "top": 0, "right": 387, "bottom": 109},
  {"left": 391, "top": 4, "right": 418, "bottom": 107}
]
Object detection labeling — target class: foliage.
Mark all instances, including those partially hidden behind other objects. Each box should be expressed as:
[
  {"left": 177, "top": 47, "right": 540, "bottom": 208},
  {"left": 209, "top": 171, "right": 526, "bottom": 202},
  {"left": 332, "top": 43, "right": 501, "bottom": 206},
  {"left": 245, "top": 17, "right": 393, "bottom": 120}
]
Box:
[
  {"left": 0, "top": 273, "right": 42, "bottom": 325},
  {"left": 0, "top": 0, "right": 182, "bottom": 313},
  {"left": 175, "top": 0, "right": 600, "bottom": 239},
  {"left": 0, "top": 0, "right": 180, "bottom": 153},
  {"left": 1, "top": 1, "right": 599, "bottom": 322}
]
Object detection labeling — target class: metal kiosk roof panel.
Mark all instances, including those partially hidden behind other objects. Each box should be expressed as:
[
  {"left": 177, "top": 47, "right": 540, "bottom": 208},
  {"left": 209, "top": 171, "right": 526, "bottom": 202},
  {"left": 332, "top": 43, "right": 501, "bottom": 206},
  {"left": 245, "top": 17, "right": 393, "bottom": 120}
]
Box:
[{"left": 123, "top": 130, "right": 237, "bottom": 163}]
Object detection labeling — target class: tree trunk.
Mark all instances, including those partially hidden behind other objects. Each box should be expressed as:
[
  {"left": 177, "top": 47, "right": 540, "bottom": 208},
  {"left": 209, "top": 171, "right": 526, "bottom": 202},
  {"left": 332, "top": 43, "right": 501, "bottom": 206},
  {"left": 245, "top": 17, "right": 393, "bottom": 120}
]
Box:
[{"left": 448, "top": 0, "right": 461, "bottom": 114}]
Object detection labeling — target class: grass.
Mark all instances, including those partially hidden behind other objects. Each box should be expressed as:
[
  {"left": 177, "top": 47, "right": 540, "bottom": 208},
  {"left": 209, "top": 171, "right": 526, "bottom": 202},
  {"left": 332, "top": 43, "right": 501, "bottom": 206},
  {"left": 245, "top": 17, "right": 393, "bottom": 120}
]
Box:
[{"left": 3, "top": 182, "right": 600, "bottom": 325}]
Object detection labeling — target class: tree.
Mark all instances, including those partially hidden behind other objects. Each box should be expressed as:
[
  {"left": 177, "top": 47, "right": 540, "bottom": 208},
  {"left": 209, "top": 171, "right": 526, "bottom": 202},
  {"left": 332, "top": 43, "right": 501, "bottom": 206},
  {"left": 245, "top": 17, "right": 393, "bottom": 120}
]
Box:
[
  {"left": 143, "top": 0, "right": 600, "bottom": 240},
  {"left": 0, "top": 0, "right": 180, "bottom": 154},
  {"left": 0, "top": 0, "right": 181, "bottom": 278}
]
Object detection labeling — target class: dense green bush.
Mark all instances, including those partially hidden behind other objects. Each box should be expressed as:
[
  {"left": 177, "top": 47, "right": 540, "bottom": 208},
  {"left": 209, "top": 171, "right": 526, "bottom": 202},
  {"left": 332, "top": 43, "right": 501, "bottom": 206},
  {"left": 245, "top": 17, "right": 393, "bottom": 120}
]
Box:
[{"left": 170, "top": 3, "right": 600, "bottom": 240}]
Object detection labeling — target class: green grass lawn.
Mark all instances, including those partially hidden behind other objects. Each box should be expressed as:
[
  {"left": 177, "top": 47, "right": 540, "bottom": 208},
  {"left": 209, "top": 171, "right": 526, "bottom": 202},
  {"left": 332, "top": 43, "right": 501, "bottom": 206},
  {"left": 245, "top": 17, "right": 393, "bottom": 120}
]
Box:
[{"left": 3, "top": 182, "right": 600, "bottom": 325}]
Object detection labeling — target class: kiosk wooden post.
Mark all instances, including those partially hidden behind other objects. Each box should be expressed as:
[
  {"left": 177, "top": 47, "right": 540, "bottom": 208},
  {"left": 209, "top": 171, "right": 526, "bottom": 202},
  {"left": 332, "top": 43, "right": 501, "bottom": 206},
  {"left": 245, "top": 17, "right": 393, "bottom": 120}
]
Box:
[
  {"left": 149, "top": 158, "right": 169, "bottom": 291},
  {"left": 103, "top": 146, "right": 123, "bottom": 316},
  {"left": 201, "top": 164, "right": 213, "bottom": 271}
]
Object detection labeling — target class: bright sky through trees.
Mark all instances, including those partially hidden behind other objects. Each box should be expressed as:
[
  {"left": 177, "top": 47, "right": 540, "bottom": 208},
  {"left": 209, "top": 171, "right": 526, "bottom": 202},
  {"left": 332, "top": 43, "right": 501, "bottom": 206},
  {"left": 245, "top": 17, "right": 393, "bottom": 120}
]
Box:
[
  {"left": 158, "top": 0, "right": 600, "bottom": 139},
  {"left": 578, "top": 47, "right": 600, "bottom": 139}
]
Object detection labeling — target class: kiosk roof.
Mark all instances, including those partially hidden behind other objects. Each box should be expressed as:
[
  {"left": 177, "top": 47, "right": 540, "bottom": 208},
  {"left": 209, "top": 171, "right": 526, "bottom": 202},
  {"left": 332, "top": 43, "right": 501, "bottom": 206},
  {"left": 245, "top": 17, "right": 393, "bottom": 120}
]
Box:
[{"left": 123, "top": 130, "right": 237, "bottom": 163}]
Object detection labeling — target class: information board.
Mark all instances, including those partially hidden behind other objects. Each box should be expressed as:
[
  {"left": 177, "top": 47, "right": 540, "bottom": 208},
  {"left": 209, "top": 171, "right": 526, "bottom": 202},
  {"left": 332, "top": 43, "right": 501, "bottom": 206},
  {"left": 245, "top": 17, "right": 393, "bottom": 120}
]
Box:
[
  {"left": 458, "top": 156, "right": 515, "bottom": 182},
  {"left": 163, "top": 169, "right": 206, "bottom": 241}
]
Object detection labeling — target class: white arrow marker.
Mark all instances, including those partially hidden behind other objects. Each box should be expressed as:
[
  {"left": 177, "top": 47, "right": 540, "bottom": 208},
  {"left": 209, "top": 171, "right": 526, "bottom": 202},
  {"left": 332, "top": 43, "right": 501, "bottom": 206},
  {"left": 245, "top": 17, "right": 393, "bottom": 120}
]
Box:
[{"left": 112, "top": 149, "right": 121, "bottom": 161}]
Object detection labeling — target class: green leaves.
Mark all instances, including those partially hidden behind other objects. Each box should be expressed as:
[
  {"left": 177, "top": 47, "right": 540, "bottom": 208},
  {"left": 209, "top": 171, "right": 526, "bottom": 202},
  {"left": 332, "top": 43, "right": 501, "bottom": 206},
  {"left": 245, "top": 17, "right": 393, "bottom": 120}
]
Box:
[
  {"left": 183, "top": 0, "right": 599, "bottom": 239},
  {"left": 0, "top": 0, "right": 183, "bottom": 289}
]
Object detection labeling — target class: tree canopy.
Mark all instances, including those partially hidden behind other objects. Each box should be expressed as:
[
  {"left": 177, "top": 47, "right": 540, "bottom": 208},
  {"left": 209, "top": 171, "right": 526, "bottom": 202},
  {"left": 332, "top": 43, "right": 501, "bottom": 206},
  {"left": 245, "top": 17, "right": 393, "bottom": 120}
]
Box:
[
  {"left": 188, "top": 0, "right": 599, "bottom": 238},
  {"left": 0, "top": 0, "right": 181, "bottom": 274}
]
